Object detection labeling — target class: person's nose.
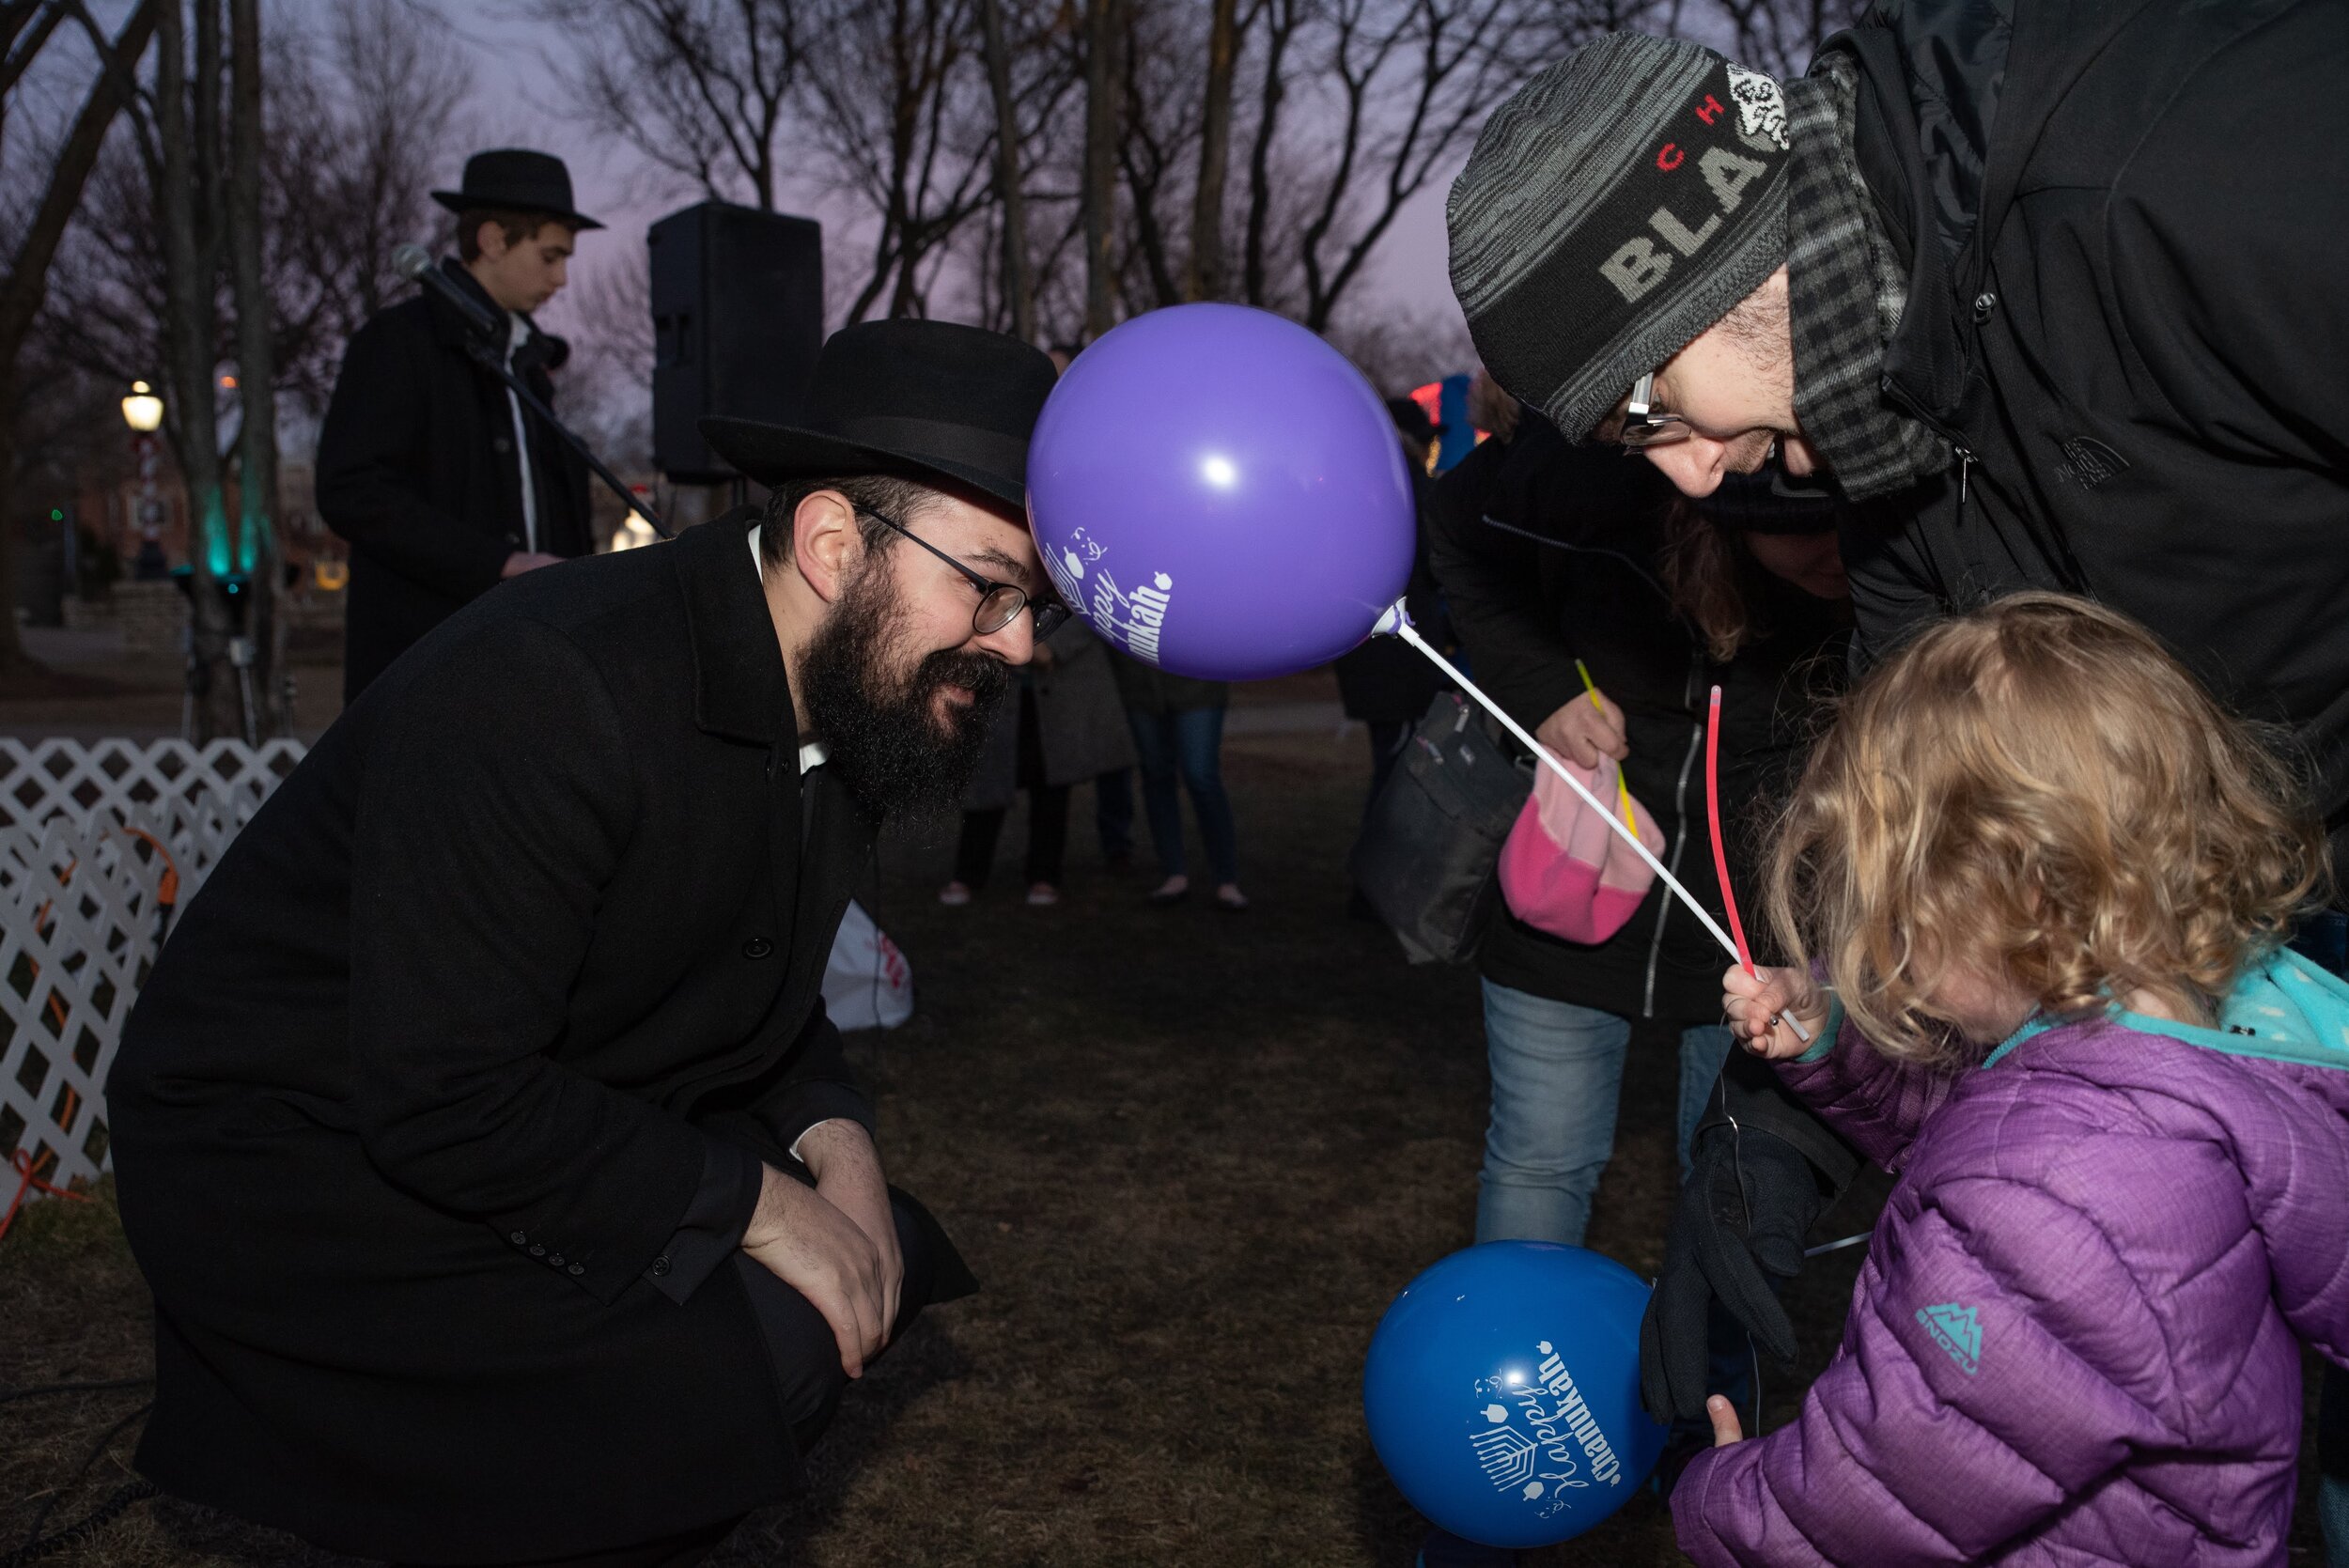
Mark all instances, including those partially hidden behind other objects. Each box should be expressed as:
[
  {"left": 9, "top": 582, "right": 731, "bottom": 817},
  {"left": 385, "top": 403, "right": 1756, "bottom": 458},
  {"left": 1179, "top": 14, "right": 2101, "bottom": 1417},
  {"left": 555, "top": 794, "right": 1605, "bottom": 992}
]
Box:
[
  {"left": 1641, "top": 439, "right": 1726, "bottom": 499},
  {"left": 972, "top": 610, "right": 1034, "bottom": 666}
]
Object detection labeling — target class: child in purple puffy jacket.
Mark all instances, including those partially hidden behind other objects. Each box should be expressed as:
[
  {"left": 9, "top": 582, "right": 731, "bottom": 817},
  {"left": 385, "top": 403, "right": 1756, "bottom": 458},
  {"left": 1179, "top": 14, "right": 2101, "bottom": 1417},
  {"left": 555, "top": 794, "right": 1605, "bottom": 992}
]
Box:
[{"left": 1686, "top": 593, "right": 2349, "bottom": 1566}]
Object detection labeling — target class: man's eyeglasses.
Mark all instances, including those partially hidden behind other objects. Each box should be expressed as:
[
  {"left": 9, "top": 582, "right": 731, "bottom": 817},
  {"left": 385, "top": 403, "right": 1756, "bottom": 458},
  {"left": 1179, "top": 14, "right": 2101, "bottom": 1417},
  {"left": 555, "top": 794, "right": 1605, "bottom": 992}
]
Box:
[
  {"left": 857, "top": 506, "right": 1071, "bottom": 640},
  {"left": 1616, "top": 371, "right": 1689, "bottom": 449}
]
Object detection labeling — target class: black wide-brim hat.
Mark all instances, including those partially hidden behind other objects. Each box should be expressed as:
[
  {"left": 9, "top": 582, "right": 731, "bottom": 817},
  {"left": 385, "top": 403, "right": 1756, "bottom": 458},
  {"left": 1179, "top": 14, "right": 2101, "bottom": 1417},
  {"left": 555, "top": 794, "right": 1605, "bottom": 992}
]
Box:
[
  {"left": 701, "top": 319, "right": 1059, "bottom": 510},
  {"left": 432, "top": 148, "right": 603, "bottom": 231}
]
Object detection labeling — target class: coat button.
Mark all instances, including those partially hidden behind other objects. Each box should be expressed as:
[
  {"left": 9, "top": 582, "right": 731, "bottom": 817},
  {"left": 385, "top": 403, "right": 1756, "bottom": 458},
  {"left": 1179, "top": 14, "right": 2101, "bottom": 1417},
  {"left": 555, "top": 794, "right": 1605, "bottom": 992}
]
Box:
[
  {"left": 1972, "top": 290, "right": 1998, "bottom": 322},
  {"left": 648, "top": 1255, "right": 673, "bottom": 1279},
  {"left": 568, "top": 1264, "right": 584, "bottom": 1276},
  {"left": 548, "top": 1253, "right": 565, "bottom": 1267},
  {"left": 492, "top": 435, "right": 513, "bottom": 454},
  {"left": 529, "top": 1245, "right": 546, "bottom": 1257},
  {"left": 742, "top": 936, "right": 775, "bottom": 960},
  {"left": 509, "top": 1231, "right": 527, "bottom": 1245}
]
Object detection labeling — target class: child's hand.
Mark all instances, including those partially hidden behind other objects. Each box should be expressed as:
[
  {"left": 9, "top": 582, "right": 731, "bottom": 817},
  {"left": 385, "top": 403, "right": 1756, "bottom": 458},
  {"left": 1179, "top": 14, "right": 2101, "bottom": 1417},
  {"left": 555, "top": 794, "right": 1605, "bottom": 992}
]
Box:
[
  {"left": 1723, "top": 964, "right": 1829, "bottom": 1060},
  {"left": 1706, "top": 1394, "right": 1744, "bottom": 1447}
]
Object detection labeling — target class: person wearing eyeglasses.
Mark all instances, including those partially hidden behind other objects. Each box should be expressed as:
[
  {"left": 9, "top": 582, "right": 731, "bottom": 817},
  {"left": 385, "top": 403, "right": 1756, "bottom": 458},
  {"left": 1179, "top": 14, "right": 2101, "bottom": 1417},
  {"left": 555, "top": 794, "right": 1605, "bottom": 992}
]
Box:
[
  {"left": 1444, "top": 17, "right": 2349, "bottom": 1563},
  {"left": 106, "top": 320, "right": 1061, "bottom": 1568}
]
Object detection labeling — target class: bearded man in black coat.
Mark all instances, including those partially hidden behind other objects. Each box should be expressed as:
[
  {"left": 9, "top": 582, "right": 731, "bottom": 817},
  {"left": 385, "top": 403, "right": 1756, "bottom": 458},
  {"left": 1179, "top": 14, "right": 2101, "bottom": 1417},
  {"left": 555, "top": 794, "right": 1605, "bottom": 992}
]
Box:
[
  {"left": 108, "top": 321, "right": 1066, "bottom": 1567},
  {"left": 316, "top": 149, "right": 601, "bottom": 702}
]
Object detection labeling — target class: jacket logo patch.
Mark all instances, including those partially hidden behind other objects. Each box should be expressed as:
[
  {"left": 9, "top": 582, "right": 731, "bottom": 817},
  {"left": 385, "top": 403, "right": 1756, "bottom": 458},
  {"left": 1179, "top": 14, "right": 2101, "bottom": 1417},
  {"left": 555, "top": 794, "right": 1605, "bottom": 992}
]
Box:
[
  {"left": 1916, "top": 1302, "right": 1981, "bottom": 1375},
  {"left": 2055, "top": 436, "right": 2128, "bottom": 490}
]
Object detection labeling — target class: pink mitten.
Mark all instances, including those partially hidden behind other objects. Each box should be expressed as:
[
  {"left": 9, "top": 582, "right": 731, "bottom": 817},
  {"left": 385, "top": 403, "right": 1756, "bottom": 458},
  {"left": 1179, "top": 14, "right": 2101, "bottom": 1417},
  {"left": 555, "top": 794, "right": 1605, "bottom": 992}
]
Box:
[{"left": 1497, "top": 754, "right": 1665, "bottom": 944}]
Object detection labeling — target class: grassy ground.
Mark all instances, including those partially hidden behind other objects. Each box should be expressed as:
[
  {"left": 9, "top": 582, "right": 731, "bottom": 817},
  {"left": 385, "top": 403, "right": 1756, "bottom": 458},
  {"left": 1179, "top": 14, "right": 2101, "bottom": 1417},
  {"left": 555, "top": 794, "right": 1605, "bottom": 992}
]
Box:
[{"left": 0, "top": 720, "right": 2329, "bottom": 1564}]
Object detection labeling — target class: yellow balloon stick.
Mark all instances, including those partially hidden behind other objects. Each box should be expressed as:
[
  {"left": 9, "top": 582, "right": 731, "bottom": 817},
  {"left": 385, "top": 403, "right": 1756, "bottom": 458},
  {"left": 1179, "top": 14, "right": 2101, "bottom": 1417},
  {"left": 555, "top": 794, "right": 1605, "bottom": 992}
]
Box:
[{"left": 1575, "top": 659, "right": 1640, "bottom": 837}]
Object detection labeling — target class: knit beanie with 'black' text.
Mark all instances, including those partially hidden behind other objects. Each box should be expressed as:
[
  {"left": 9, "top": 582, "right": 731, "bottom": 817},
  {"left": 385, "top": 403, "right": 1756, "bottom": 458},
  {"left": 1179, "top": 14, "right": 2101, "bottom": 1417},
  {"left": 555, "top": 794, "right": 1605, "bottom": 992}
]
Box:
[{"left": 1448, "top": 34, "right": 1793, "bottom": 442}]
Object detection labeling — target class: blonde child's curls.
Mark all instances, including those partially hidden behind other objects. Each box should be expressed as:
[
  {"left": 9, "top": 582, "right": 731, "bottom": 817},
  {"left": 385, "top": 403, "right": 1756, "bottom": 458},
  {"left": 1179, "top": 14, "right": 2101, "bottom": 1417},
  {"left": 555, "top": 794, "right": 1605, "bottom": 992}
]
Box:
[{"left": 1765, "top": 593, "right": 2326, "bottom": 1064}]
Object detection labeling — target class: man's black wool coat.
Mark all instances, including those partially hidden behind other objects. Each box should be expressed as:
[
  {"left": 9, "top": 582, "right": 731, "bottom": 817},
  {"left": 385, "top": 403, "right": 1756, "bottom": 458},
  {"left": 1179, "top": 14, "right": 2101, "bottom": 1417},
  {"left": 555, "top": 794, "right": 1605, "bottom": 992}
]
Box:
[
  {"left": 108, "top": 513, "right": 885, "bottom": 1562},
  {"left": 1828, "top": 0, "right": 2349, "bottom": 867},
  {"left": 316, "top": 259, "right": 593, "bottom": 702}
]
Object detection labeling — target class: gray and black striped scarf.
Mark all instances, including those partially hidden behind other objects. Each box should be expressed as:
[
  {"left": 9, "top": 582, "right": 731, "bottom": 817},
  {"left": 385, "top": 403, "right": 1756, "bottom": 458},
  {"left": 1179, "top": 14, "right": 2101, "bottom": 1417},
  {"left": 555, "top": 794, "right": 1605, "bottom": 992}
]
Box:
[{"left": 1782, "top": 54, "right": 1950, "bottom": 501}]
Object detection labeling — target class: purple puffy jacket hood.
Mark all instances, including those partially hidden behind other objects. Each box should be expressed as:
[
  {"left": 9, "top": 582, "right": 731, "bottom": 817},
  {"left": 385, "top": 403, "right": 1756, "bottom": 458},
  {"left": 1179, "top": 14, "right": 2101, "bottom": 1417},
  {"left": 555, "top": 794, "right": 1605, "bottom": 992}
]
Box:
[{"left": 1675, "top": 948, "right": 2349, "bottom": 1566}]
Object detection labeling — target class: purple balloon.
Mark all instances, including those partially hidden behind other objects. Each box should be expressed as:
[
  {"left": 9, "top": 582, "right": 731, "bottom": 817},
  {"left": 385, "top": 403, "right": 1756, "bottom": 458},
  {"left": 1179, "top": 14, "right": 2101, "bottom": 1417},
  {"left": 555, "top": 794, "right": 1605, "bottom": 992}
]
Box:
[{"left": 1027, "top": 303, "right": 1416, "bottom": 682}]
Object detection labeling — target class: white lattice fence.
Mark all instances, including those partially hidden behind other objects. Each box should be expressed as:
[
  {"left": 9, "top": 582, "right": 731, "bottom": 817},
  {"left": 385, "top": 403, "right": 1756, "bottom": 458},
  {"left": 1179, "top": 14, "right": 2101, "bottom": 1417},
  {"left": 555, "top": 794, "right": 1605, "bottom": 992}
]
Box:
[
  {"left": 0, "top": 817, "right": 179, "bottom": 1196},
  {"left": 0, "top": 740, "right": 305, "bottom": 1204},
  {"left": 0, "top": 738, "right": 304, "bottom": 897}
]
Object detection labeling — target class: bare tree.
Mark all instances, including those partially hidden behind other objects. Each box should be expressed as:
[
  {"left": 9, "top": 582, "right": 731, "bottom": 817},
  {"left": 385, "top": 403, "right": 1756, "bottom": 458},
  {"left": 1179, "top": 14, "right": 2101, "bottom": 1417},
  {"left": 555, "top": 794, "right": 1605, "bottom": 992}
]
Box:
[
  {"left": 0, "top": 0, "right": 159, "bottom": 672},
  {"left": 228, "top": 0, "right": 281, "bottom": 736},
  {"left": 796, "top": 0, "right": 1002, "bottom": 321},
  {"left": 1710, "top": 0, "right": 1863, "bottom": 79},
  {"left": 528, "top": 0, "right": 803, "bottom": 210},
  {"left": 151, "top": 0, "right": 247, "bottom": 739},
  {"left": 45, "top": 0, "right": 471, "bottom": 425},
  {"left": 1184, "top": 0, "right": 1242, "bottom": 301},
  {"left": 976, "top": 0, "right": 1032, "bottom": 338},
  {"left": 1079, "top": 0, "right": 1123, "bottom": 337},
  {"left": 263, "top": 0, "right": 473, "bottom": 414}
]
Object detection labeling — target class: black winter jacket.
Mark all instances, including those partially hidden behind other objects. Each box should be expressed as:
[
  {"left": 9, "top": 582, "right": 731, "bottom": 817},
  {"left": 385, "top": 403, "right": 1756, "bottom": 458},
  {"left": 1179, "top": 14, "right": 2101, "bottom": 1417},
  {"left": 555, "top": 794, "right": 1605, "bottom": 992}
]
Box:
[
  {"left": 316, "top": 259, "right": 593, "bottom": 701},
  {"left": 1831, "top": 0, "right": 2349, "bottom": 869},
  {"left": 108, "top": 515, "right": 898, "bottom": 1560},
  {"left": 1429, "top": 418, "right": 1849, "bottom": 1023}
]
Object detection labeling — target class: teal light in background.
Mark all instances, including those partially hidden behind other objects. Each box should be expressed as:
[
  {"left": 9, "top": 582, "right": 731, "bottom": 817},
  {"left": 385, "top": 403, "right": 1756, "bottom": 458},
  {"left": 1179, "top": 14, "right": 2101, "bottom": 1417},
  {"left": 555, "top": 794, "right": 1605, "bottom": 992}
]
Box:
[{"left": 199, "top": 492, "right": 231, "bottom": 578}]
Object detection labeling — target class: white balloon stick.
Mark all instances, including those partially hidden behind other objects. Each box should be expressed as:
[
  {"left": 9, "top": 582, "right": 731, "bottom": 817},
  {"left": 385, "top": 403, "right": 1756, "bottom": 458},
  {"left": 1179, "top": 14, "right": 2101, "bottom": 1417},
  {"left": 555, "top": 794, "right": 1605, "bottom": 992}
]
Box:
[{"left": 1385, "top": 611, "right": 1809, "bottom": 1043}]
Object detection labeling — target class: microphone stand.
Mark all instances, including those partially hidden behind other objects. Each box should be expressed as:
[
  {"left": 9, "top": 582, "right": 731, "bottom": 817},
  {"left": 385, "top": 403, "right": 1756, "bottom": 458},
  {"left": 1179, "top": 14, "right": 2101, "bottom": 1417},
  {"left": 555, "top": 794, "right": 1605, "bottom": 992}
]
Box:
[{"left": 459, "top": 337, "right": 673, "bottom": 540}]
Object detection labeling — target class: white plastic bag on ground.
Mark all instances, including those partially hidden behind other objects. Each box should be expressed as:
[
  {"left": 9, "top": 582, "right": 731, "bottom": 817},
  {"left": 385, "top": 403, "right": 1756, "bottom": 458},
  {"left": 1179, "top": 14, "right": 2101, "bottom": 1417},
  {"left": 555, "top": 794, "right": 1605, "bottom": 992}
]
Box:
[{"left": 822, "top": 898, "right": 913, "bottom": 1031}]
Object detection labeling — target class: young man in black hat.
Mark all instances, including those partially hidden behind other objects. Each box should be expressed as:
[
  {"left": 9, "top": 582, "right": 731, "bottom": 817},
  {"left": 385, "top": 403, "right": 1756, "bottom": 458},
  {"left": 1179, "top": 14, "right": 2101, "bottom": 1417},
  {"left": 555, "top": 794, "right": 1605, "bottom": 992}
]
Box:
[
  {"left": 108, "top": 320, "right": 1062, "bottom": 1566},
  {"left": 316, "top": 147, "right": 605, "bottom": 701}
]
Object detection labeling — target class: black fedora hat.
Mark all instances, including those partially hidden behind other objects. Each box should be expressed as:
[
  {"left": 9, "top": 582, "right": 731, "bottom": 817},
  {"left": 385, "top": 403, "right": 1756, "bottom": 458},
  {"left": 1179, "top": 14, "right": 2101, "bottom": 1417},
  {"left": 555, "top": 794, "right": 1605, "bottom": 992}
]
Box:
[
  {"left": 701, "top": 319, "right": 1058, "bottom": 510},
  {"left": 432, "top": 148, "right": 603, "bottom": 231}
]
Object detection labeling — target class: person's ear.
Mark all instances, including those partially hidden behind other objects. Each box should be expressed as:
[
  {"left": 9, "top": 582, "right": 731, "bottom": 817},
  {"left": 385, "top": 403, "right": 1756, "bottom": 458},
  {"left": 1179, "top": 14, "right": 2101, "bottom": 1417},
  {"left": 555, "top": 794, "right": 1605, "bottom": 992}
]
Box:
[
  {"left": 475, "top": 219, "right": 509, "bottom": 264},
  {"left": 791, "top": 490, "right": 860, "bottom": 604}
]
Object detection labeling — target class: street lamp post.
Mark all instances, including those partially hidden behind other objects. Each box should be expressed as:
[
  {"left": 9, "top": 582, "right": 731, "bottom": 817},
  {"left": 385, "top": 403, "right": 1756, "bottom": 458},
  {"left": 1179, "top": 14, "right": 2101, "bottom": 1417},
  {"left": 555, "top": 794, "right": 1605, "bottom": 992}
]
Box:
[
  {"left": 120, "top": 381, "right": 165, "bottom": 573},
  {"left": 120, "top": 381, "right": 203, "bottom": 737}
]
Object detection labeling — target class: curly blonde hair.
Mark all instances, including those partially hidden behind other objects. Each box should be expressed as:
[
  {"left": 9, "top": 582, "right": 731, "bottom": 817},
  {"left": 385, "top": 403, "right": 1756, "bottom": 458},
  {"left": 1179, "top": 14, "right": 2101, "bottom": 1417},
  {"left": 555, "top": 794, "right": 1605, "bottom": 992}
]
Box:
[{"left": 1765, "top": 593, "right": 2325, "bottom": 1064}]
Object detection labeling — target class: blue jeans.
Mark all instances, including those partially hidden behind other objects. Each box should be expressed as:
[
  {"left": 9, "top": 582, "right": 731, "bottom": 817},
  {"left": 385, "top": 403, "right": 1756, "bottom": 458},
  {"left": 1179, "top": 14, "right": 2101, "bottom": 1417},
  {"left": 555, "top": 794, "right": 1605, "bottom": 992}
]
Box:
[
  {"left": 1475, "top": 981, "right": 1735, "bottom": 1247},
  {"left": 1125, "top": 706, "right": 1238, "bottom": 885}
]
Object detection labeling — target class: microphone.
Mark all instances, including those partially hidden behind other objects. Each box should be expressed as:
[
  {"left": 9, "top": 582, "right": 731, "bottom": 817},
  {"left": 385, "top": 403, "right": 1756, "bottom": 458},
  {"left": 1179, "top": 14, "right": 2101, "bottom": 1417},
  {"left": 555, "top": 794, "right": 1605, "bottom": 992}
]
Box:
[{"left": 391, "top": 243, "right": 501, "bottom": 338}]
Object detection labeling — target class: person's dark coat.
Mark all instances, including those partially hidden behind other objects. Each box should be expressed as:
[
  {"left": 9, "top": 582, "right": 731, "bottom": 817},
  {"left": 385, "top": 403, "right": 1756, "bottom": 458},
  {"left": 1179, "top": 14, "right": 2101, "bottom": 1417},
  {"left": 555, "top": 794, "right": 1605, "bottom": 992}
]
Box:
[
  {"left": 1429, "top": 415, "right": 1847, "bottom": 1024},
  {"left": 1109, "top": 650, "right": 1227, "bottom": 716},
  {"left": 963, "top": 619, "right": 1134, "bottom": 813},
  {"left": 106, "top": 511, "right": 918, "bottom": 1562},
  {"left": 316, "top": 258, "right": 593, "bottom": 702},
  {"left": 1828, "top": 0, "right": 2349, "bottom": 869},
  {"left": 1333, "top": 467, "right": 1454, "bottom": 724}
]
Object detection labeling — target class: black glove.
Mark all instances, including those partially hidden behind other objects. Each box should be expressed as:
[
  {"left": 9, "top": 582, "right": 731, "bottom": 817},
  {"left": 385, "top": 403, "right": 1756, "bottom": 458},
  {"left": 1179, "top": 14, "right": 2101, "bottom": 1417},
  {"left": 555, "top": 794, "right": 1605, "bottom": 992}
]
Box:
[{"left": 1640, "top": 1118, "right": 1821, "bottom": 1422}]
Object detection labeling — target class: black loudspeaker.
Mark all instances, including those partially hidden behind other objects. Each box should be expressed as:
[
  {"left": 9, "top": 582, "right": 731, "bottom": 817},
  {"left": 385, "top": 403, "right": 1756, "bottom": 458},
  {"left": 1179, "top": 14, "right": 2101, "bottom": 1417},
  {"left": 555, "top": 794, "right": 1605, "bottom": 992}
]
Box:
[{"left": 650, "top": 200, "right": 824, "bottom": 483}]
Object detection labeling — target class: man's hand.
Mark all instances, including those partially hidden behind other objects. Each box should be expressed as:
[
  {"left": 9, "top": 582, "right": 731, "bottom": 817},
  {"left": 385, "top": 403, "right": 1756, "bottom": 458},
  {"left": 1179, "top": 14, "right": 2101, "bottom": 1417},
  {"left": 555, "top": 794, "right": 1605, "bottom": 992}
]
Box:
[
  {"left": 1722, "top": 965, "right": 1830, "bottom": 1060},
  {"left": 1535, "top": 691, "right": 1628, "bottom": 768},
  {"left": 740, "top": 1160, "right": 889, "bottom": 1377},
  {"left": 501, "top": 551, "right": 563, "bottom": 578},
  {"left": 797, "top": 1121, "right": 903, "bottom": 1347}
]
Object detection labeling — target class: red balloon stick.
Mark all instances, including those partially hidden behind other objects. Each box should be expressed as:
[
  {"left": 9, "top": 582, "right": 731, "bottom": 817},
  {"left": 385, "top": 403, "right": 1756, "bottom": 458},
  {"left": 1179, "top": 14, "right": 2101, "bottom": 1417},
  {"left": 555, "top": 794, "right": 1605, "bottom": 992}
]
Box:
[{"left": 1705, "top": 685, "right": 1757, "bottom": 978}]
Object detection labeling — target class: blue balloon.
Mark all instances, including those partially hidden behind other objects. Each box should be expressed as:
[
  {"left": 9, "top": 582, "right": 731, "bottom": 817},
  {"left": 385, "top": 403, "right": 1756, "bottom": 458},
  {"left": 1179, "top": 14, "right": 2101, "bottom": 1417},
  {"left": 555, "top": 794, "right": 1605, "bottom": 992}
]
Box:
[
  {"left": 1027, "top": 303, "right": 1416, "bottom": 683},
  {"left": 1363, "top": 1243, "right": 1668, "bottom": 1548}
]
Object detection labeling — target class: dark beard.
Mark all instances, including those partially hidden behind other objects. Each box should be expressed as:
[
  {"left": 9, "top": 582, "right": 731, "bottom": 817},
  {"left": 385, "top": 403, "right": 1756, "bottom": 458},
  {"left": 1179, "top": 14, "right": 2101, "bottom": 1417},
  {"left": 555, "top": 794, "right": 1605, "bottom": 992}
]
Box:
[{"left": 797, "top": 557, "right": 1010, "bottom": 818}]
